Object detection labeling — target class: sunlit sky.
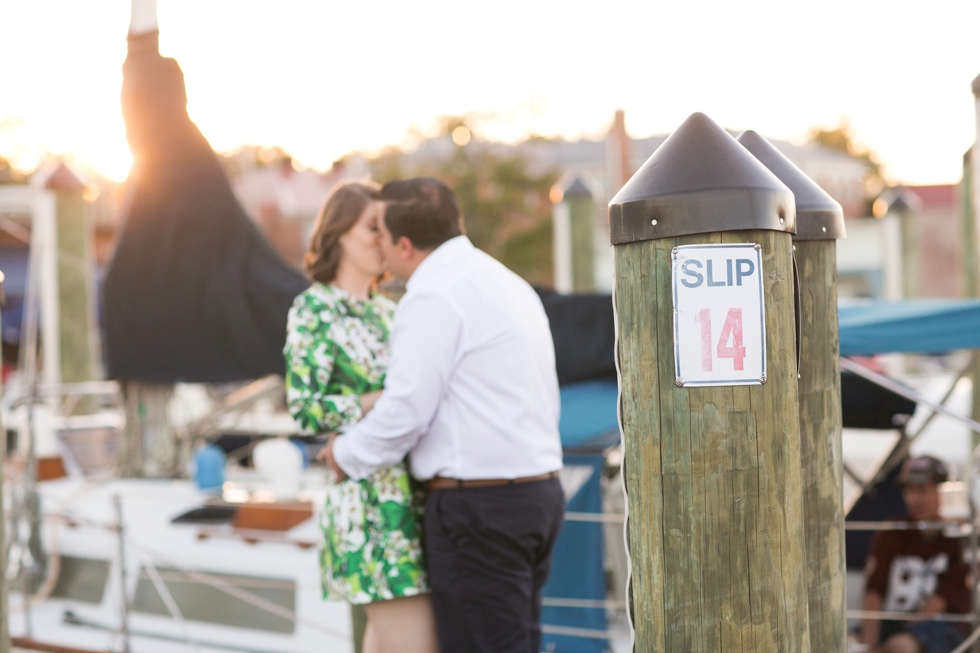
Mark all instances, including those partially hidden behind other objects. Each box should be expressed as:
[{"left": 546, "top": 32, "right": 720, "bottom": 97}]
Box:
[{"left": 2, "top": 0, "right": 979, "bottom": 184}]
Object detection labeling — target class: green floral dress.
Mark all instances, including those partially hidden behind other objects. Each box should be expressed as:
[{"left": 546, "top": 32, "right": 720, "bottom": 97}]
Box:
[{"left": 284, "top": 283, "right": 428, "bottom": 604}]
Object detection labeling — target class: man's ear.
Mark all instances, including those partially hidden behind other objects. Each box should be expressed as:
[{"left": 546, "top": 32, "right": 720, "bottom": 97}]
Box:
[{"left": 397, "top": 236, "right": 414, "bottom": 258}]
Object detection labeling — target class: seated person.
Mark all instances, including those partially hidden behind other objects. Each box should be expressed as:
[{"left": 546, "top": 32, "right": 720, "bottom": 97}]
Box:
[{"left": 861, "top": 456, "right": 971, "bottom": 653}]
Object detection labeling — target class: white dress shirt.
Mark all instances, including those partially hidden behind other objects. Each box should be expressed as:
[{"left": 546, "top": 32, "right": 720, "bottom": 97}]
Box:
[{"left": 332, "top": 236, "right": 563, "bottom": 481}]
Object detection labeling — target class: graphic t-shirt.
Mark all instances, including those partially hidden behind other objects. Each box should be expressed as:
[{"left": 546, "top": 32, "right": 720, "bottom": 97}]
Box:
[{"left": 865, "top": 517, "right": 971, "bottom": 633}]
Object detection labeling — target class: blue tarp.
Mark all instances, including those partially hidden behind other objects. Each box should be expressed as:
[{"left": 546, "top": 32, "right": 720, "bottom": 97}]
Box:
[
  {"left": 546, "top": 387, "right": 618, "bottom": 652},
  {"left": 541, "top": 453, "right": 607, "bottom": 653},
  {"left": 838, "top": 299, "right": 980, "bottom": 356},
  {"left": 559, "top": 380, "right": 619, "bottom": 451}
]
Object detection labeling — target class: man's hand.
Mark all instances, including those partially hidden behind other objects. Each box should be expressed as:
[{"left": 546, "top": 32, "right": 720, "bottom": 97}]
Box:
[{"left": 316, "top": 434, "right": 348, "bottom": 481}]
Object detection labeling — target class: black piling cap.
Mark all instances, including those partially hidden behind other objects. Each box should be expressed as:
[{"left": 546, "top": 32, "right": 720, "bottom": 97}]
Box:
[
  {"left": 608, "top": 112, "right": 795, "bottom": 244},
  {"left": 562, "top": 177, "right": 593, "bottom": 200},
  {"left": 877, "top": 188, "right": 921, "bottom": 216},
  {"left": 737, "top": 130, "right": 845, "bottom": 241}
]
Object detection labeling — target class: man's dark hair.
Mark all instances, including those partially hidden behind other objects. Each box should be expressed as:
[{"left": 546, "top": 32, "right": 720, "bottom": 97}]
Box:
[{"left": 380, "top": 177, "right": 463, "bottom": 250}]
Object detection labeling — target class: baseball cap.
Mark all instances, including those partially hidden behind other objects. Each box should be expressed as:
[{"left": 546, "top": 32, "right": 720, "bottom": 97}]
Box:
[{"left": 897, "top": 456, "right": 948, "bottom": 486}]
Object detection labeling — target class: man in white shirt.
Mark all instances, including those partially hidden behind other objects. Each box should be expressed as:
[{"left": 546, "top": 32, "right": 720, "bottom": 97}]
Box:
[{"left": 323, "top": 177, "right": 565, "bottom": 653}]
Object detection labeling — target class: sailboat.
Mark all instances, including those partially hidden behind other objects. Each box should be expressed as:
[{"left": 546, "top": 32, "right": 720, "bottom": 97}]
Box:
[{"left": 2, "top": 1, "right": 353, "bottom": 651}]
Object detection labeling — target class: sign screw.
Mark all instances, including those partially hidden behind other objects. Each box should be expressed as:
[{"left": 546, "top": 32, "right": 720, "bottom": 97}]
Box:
[
  {"left": 675, "top": 378, "right": 684, "bottom": 387},
  {"left": 759, "top": 375, "right": 767, "bottom": 384},
  {"left": 651, "top": 219, "right": 658, "bottom": 226},
  {"left": 754, "top": 244, "right": 762, "bottom": 251}
]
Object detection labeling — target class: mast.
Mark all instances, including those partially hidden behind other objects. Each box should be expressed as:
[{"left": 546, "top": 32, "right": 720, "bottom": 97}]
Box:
[{"left": 117, "top": 0, "right": 178, "bottom": 478}]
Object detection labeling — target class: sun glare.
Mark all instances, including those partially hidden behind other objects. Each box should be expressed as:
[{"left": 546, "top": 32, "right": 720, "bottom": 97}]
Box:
[
  {"left": 4, "top": 1, "right": 980, "bottom": 185},
  {"left": 452, "top": 126, "right": 471, "bottom": 147},
  {"left": 86, "top": 147, "right": 133, "bottom": 183}
]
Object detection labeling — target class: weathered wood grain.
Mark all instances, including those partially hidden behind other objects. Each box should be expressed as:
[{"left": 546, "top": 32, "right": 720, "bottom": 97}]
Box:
[
  {"left": 615, "top": 237, "right": 666, "bottom": 651},
  {"left": 615, "top": 229, "right": 810, "bottom": 653},
  {"left": 795, "top": 239, "right": 845, "bottom": 653},
  {"left": 55, "top": 191, "right": 97, "bottom": 387}
]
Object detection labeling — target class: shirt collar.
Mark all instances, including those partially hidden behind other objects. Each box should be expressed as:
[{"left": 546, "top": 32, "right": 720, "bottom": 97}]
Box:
[{"left": 406, "top": 236, "right": 473, "bottom": 291}]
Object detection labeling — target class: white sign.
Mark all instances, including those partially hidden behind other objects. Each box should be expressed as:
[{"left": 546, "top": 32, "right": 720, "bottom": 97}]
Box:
[{"left": 671, "top": 243, "right": 766, "bottom": 387}]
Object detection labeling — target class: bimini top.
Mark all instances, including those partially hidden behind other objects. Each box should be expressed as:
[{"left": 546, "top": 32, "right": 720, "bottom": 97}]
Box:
[
  {"left": 608, "top": 112, "right": 796, "bottom": 245},
  {"left": 839, "top": 299, "right": 980, "bottom": 356}
]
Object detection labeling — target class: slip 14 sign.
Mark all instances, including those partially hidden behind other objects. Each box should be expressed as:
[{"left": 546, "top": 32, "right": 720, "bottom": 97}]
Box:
[{"left": 671, "top": 243, "right": 767, "bottom": 387}]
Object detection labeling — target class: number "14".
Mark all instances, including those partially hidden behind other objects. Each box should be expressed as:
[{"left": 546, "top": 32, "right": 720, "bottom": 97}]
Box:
[{"left": 694, "top": 308, "right": 746, "bottom": 371}]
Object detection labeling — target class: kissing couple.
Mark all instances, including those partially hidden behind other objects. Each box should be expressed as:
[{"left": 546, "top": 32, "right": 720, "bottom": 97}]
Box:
[{"left": 284, "top": 177, "right": 566, "bottom": 653}]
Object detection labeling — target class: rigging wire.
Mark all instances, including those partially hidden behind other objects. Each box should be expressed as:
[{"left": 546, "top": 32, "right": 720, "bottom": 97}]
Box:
[
  {"left": 30, "top": 507, "right": 348, "bottom": 641},
  {"left": 139, "top": 551, "right": 199, "bottom": 653}
]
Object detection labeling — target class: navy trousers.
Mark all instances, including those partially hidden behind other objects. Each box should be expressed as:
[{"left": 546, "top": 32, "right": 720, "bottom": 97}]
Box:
[{"left": 424, "top": 477, "right": 565, "bottom": 653}]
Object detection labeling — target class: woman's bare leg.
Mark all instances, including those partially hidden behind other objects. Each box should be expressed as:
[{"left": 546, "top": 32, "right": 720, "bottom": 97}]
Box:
[
  {"left": 362, "top": 620, "right": 381, "bottom": 653},
  {"left": 363, "top": 594, "right": 439, "bottom": 653}
]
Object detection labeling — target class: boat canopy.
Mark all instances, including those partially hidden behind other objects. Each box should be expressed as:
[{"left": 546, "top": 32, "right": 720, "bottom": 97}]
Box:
[{"left": 839, "top": 299, "right": 980, "bottom": 356}]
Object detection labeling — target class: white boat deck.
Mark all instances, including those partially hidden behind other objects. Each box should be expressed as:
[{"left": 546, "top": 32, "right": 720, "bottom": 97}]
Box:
[{"left": 11, "top": 473, "right": 352, "bottom": 653}]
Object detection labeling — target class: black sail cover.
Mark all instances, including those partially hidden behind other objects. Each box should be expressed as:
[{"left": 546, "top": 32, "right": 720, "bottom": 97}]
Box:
[
  {"left": 534, "top": 288, "right": 616, "bottom": 386},
  {"left": 103, "top": 31, "right": 309, "bottom": 382}
]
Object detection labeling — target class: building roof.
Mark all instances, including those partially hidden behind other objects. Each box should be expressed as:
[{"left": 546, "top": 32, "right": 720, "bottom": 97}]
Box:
[
  {"left": 908, "top": 184, "right": 957, "bottom": 210},
  {"left": 233, "top": 160, "right": 341, "bottom": 220}
]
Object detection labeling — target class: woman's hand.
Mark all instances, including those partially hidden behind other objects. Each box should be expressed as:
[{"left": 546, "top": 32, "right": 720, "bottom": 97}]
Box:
[
  {"left": 317, "top": 433, "right": 348, "bottom": 481},
  {"left": 360, "top": 391, "right": 382, "bottom": 416}
]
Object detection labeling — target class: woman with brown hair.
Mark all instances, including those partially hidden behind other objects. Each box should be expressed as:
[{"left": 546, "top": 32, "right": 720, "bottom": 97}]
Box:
[{"left": 284, "top": 180, "right": 437, "bottom": 653}]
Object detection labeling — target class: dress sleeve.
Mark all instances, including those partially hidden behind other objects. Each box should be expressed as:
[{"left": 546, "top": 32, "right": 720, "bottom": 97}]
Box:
[{"left": 284, "top": 298, "right": 363, "bottom": 433}]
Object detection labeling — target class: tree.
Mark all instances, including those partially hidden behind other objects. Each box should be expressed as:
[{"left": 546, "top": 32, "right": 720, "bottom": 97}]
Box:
[
  {"left": 0, "top": 155, "right": 25, "bottom": 185},
  {"left": 218, "top": 144, "right": 293, "bottom": 180},
  {"left": 807, "top": 119, "right": 886, "bottom": 209},
  {"left": 0, "top": 119, "right": 29, "bottom": 184},
  {"left": 371, "top": 117, "right": 559, "bottom": 286}
]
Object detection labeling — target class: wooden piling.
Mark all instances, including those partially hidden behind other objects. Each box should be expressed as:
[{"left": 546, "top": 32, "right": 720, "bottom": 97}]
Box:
[
  {"left": 964, "top": 152, "right": 980, "bottom": 449},
  {"left": 795, "top": 239, "right": 845, "bottom": 650},
  {"left": 44, "top": 164, "right": 98, "bottom": 400},
  {"left": 553, "top": 178, "right": 597, "bottom": 293},
  {"left": 0, "top": 272, "right": 9, "bottom": 653},
  {"left": 612, "top": 113, "right": 810, "bottom": 653},
  {"left": 566, "top": 179, "right": 596, "bottom": 293},
  {"left": 738, "top": 130, "right": 847, "bottom": 653}
]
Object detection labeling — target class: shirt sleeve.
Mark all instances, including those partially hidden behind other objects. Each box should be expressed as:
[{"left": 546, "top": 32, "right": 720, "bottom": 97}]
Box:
[
  {"left": 284, "top": 300, "right": 362, "bottom": 433},
  {"left": 332, "top": 292, "right": 462, "bottom": 480},
  {"left": 865, "top": 531, "right": 897, "bottom": 597}
]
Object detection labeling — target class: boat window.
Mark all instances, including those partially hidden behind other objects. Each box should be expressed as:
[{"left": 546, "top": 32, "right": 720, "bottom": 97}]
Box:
[
  {"left": 131, "top": 567, "right": 296, "bottom": 633},
  {"left": 50, "top": 556, "right": 110, "bottom": 604},
  {"left": 170, "top": 505, "right": 237, "bottom": 525}
]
